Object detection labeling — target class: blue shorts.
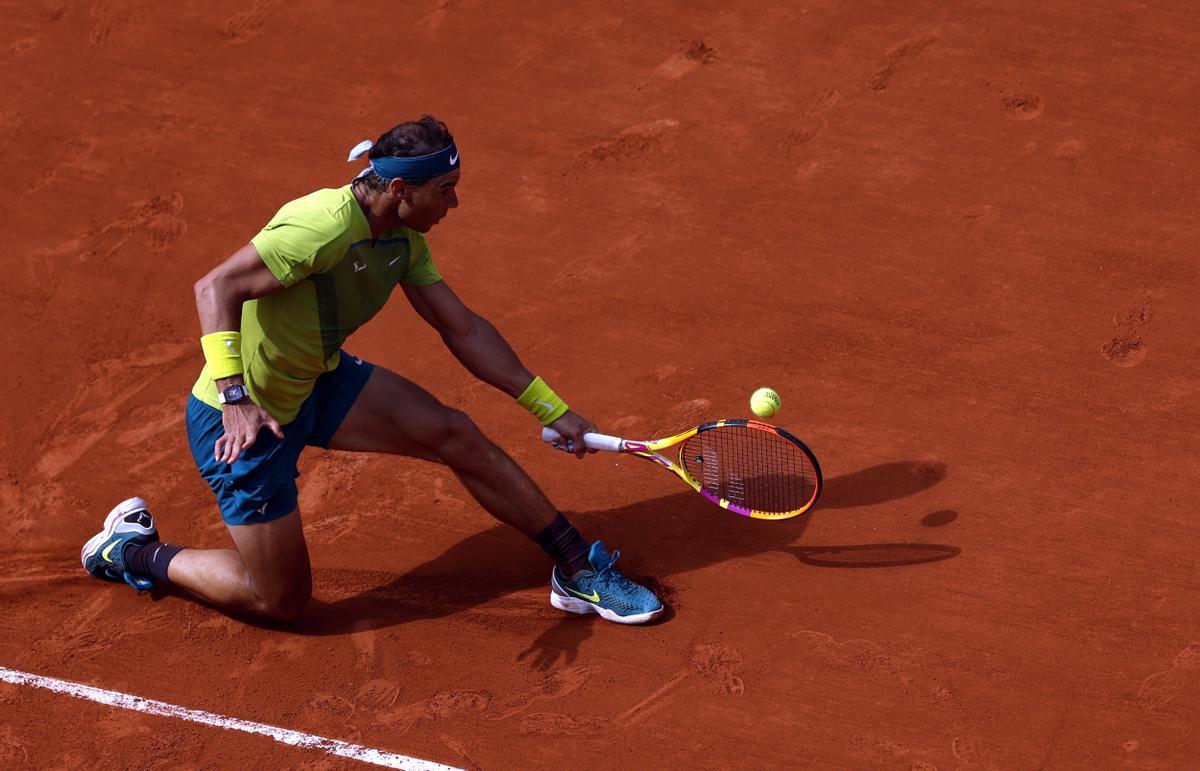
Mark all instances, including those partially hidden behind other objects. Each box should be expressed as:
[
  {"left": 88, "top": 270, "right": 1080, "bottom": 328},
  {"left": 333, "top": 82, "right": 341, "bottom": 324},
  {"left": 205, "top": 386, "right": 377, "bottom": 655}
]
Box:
[{"left": 187, "top": 351, "right": 375, "bottom": 526}]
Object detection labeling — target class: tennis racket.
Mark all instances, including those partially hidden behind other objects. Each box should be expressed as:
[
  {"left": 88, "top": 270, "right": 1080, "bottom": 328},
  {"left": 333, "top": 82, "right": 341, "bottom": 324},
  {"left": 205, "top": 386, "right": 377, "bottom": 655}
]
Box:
[{"left": 543, "top": 419, "right": 822, "bottom": 519}]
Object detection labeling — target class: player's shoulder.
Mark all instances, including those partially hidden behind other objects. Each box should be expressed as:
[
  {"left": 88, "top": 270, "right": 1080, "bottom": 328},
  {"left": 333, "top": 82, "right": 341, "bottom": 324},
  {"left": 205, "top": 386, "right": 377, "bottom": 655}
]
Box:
[{"left": 267, "top": 185, "right": 362, "bottom": 236}]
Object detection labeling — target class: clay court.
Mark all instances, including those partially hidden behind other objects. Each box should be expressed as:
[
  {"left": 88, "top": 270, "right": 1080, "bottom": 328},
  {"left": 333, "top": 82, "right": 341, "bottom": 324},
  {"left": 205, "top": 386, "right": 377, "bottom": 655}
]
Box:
[{"left": 3, "top": 1, "right": 1199, "bottom": 767}]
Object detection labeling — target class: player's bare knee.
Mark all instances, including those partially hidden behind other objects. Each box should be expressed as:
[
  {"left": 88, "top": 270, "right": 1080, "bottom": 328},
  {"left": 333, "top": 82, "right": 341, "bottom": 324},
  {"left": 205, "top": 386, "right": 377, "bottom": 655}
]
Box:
[
  {"left": 434, "top": 408, "right": 490, "bottom": 465},
  {"left": 255, "top": 592, "right": 309, "bottom": 621},
  {"left": 251, "top": 580, "right": 311, "bottom": 621}
]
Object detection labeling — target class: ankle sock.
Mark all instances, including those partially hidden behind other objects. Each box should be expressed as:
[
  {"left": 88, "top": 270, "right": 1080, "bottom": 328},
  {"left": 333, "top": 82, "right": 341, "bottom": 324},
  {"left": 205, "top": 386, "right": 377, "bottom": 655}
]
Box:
[
  {"left": 534, "top": 513, "right": 592, "bottom": 577},
  {"left": 123, "top": 542, "right": 184, "bottom": 585}
]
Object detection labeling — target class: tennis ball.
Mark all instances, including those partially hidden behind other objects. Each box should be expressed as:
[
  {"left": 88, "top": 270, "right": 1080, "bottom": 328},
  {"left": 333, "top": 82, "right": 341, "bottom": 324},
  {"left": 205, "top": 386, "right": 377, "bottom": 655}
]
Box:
[{"left": 750, "top": 387, "right": 781, "bottom": 418}]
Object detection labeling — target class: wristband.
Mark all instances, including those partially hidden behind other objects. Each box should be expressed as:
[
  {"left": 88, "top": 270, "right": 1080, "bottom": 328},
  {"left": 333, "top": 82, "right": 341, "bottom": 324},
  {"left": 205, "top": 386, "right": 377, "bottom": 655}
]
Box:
[
  {"left": 200, "top": 331, "right": 244, "bottom": 380},
  {"left": 517, "top": 376, "right": 569, "bottom": 426}
]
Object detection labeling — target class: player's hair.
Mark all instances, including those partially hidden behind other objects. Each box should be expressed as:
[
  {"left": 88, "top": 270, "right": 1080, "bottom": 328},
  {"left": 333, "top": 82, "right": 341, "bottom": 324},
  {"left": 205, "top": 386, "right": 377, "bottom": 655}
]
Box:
[{"left": 353, "top": 115, "right": 455, "bottom": 192}]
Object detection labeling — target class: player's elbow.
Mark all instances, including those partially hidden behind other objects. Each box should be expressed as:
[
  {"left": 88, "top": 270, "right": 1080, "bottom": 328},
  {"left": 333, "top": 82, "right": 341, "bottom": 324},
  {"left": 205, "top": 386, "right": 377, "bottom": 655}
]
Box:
[
  {"left": 438, "top": 313, "right": 481, "bottom": 347},
  {"left": 193, "top": 273, "right": 215, "bottom": 307},
  {"left": 193, "top": 268, "right": 230, "bottom": 304},
  {"left": 194, "top": 269, "right": 248, "bottom": 311}
]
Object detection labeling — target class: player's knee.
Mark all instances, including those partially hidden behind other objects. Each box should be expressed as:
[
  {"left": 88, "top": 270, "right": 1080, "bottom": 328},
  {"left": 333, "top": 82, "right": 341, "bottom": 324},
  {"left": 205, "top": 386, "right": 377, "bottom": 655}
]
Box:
[
  {"left": 435, "top": 408, "right": 488, "bottom": 462},
  {"left": 251, "top": 580, "right": 311, "bottom": 621},
  {"left": 255, "top": 593, "right": 310, "bottom": 621}
]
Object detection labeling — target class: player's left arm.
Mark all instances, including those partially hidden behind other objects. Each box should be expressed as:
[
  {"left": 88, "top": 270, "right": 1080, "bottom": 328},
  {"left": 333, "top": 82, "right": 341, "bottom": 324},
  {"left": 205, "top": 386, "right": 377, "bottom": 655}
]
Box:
[{"left": 402, "top": 280, "right": 596, "bottom": 455}]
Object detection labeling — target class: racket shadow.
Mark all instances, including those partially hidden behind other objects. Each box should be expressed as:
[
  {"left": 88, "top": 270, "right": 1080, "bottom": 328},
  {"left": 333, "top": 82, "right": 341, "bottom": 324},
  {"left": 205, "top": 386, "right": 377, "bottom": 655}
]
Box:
[
  {"left": 787, "top": 543, "right": 960, "bottom": 568},
  {"left": 817, "top": 460, "right": 948, "bottom": 509},
  {"left": 289, "top": 457, "right": 954, "bottom": 639}
]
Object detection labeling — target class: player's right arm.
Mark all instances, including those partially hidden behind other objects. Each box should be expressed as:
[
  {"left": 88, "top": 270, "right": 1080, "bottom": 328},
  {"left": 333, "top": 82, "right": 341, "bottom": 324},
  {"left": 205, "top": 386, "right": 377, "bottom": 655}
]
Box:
[{"left": 193, "top": 243, "right": 288, "bottom": 464}]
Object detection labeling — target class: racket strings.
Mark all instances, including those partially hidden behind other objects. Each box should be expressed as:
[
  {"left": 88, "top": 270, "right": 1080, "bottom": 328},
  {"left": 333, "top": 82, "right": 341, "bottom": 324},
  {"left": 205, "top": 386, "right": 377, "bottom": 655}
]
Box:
[{"left": 681, "top": 426, "right": 818, "bottom": 514}]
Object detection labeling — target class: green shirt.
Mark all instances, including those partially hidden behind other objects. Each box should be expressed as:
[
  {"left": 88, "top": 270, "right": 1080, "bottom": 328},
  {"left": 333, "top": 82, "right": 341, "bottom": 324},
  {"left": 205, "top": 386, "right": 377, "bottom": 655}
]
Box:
[{"left": 191, "top": 185, "right": 441, "bottom": 422}]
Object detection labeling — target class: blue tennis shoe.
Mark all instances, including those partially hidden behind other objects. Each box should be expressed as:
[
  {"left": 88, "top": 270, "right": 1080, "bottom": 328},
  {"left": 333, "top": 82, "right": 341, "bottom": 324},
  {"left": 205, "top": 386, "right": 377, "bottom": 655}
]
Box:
[
  {"left": 550, "top": 541, "right": 664, "bottom": 625},
  {"left": 81, "top": 497, "right": 158, "bottom": 591}
]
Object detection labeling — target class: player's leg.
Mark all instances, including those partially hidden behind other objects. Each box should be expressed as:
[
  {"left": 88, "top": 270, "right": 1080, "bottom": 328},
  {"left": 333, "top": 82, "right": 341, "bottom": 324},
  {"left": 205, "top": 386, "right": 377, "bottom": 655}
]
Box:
[
  {"left": 327, "top": 365, "right": 559, "bottom": 539},
  {"left": 165, "top": 509, "right": 311, "bottom": 620},
  {"left": 79, "top": 496, "right": 311, "bottom": 620},
  {"left": 82, "top": 391, "right": 320, "bottom": 620},
  {"left": 326, "top": 363, "right": 663, "bottom": 624}
]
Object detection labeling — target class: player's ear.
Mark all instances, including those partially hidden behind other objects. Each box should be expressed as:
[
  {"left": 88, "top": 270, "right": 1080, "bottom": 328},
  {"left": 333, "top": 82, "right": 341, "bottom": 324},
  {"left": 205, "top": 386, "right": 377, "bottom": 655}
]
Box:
[{"left": 387, "top": 178, "right": 407, "bottom": 198}]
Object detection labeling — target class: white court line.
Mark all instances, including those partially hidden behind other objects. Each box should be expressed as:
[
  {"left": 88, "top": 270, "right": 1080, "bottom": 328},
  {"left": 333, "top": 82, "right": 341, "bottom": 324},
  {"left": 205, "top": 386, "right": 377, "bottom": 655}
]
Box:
[{"left": 0, "top": 666, "right": 461, "bottom": 770}]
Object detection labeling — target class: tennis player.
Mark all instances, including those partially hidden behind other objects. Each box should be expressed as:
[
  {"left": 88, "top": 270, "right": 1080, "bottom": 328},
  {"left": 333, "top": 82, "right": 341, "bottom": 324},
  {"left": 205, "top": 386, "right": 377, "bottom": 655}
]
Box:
[{"left": 81, "top": 116, "right": 663, "bottom": 625}]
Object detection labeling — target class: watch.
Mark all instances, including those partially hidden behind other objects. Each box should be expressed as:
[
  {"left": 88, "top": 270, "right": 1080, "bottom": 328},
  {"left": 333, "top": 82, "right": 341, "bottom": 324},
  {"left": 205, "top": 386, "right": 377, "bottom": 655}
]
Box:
[{"left": 218, "top": 383, "right": 250, "bottom": 405}]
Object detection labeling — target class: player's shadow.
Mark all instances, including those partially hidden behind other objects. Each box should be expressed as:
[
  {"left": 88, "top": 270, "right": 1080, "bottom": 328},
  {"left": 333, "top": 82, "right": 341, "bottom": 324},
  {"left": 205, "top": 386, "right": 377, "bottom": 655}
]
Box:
[{"left": 292, "top": 459, "right": 956, "bottom": 651}]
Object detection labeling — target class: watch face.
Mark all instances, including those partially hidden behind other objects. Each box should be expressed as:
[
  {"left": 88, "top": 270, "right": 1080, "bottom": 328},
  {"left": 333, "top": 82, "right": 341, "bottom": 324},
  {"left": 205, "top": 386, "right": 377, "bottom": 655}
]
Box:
[{"left": 222, "top": 385, "right": 246, "bottom": 403}]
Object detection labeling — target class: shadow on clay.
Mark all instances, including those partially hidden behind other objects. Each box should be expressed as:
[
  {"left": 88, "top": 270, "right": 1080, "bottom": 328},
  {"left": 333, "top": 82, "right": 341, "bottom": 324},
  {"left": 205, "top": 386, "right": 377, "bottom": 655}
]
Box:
[
  {"left": 515, "top": 615, "right": 599, "bottom": 671},
  {"left": 787, "top": 542, "right": 959, "bottom": 568},
  {"left": 268, "top": 457, "right": 954, "bottom": 645},
  {"left": 817, "top": 460, "right": 948, "bottom": 509}
]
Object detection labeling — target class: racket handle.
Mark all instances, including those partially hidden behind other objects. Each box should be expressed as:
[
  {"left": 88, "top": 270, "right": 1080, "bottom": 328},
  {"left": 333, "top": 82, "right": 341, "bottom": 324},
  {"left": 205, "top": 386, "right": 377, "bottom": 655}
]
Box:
[{"left": 541, "top": 427, "right": 624, "bottom": 453}]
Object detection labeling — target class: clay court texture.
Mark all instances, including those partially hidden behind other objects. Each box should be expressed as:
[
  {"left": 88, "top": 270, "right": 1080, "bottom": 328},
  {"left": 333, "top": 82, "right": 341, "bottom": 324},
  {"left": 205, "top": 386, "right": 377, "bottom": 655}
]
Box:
[{"left": 2, "top": 1, "right": 1198, "bottom": 768}]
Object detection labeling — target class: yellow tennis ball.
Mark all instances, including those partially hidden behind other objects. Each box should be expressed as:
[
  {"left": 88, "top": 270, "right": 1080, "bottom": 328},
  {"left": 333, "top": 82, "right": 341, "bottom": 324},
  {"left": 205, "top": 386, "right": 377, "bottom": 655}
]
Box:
[{"left": 750, "top": 387, "right": 781, "bottom": 418}]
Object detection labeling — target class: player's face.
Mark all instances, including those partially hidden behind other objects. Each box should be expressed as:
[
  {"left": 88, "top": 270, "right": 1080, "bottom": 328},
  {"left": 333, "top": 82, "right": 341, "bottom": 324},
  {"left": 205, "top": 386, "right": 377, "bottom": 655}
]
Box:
[{"left": 397, "top": 170, "right": 460, "bottom": 232}]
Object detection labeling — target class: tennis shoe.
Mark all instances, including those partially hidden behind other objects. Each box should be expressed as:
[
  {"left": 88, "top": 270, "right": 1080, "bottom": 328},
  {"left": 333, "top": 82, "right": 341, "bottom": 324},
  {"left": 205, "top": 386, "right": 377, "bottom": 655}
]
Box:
[
  {"left": 550, "top": 541, "right": 663, "bottom": 625},
  {"left": 81, "top": 497, "right": 158, "bottom": 591}
]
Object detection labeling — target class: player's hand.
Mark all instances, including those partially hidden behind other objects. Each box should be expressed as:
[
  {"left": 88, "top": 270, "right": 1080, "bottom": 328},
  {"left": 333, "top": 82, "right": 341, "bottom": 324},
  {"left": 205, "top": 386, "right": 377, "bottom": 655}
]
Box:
[
  {"left": 548, "top": 411, "right": 598, "bottom": 459},
  {"left": 215, "top": 400, "right": 284, "bottom": 464}
]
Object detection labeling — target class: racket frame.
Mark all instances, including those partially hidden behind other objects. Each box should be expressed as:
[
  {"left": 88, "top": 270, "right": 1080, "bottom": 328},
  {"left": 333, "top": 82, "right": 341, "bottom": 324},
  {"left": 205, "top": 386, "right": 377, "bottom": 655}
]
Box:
[{"left": 543, "top": 418, "right": 822, "bottom": 520}]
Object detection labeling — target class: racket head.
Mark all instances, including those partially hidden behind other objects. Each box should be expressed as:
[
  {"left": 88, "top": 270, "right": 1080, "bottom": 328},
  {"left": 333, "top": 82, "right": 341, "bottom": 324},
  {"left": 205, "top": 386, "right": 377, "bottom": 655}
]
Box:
[{"left": 675, "top": 419, "right": 822, "bottom": 520}]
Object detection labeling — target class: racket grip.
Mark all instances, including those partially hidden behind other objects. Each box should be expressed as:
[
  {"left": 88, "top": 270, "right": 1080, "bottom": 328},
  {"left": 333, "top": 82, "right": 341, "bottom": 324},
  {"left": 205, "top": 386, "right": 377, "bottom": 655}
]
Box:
[{"left": 541, "top": 427, "right": 624, "bottom": 453}]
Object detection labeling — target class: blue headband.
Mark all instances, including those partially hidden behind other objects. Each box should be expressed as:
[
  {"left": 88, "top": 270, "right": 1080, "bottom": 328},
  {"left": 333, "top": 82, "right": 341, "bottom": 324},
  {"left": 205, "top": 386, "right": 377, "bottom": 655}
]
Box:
[{"left": 346, "top": 139, "right": 460, "bottom": 182}]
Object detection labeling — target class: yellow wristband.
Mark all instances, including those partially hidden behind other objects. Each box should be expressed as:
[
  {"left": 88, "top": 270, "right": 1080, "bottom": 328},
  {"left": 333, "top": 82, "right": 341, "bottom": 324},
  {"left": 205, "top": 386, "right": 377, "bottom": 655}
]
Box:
[
  {"left": 516, "top": 376, "right": 569, "bottom": 426},
  {"left": 200, "top": 331, "right": 244, "bottom": 380}
]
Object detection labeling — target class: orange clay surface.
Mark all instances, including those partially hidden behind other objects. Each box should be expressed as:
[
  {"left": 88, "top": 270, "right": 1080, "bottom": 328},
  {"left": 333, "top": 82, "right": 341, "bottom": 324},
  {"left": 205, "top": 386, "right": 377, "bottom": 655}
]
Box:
[{"left": 2, "top": 2, "right": 1199, "bottom": 768}]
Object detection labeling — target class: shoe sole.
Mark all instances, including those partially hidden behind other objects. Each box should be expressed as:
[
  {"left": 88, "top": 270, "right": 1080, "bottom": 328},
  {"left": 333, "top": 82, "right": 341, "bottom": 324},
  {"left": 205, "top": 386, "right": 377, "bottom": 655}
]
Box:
[
  {"left": 80, "top": 497, "right": 151, "bottom": 569},
  {"left": 549, "top": 590, "right": 663, "bottom": 625}
]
